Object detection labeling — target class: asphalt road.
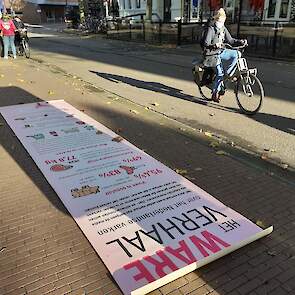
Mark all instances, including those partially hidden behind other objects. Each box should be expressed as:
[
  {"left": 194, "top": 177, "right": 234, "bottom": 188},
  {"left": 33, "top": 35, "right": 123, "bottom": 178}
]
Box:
[{"left": 28, "top": 25, "right": 295, "bottom": 169}]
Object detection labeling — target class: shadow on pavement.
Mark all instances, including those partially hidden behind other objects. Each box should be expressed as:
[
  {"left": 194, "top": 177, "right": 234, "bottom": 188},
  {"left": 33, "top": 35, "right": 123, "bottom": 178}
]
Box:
[
  {"left": 89, "top": 70, "right": 240, "bottom": 114},
  {"left": 0, "top": 87, "right": 69, "bottom": 215},
  {"left": 252, "top": 113, "right": 295, "bottom": 136},
  {"left": 29, "top": 33, "right": 295, "bottom": 104}
]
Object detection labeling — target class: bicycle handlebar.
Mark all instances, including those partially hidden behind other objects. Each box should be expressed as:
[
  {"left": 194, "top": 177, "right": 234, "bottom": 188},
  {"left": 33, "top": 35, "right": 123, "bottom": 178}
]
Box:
[{"left": 222, "top": 42, "right": 248, "bottom": 50}]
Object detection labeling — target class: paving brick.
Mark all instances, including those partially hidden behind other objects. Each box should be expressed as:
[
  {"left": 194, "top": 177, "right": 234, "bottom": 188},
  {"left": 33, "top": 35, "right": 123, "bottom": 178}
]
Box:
[
  {"left": 254, "top": 279, "right": 281, "bottom": 294},
  {"left": 25, "top": 274, "right": 58, "bottom": 293},
  {"left": 26, "top": 283, "right": 55, "bottom": 295},
  {"left": 160, "top": 277, "right": 188, "bottom": 294},
  {"left": 268, "top": 286, "right": 289, "bottom": 295},
  {"left": 47, "top": 285, "right": 72, "bottom": 295},
  {"left": 179, "top": 278, "right": 206, "bottom": 294},
  {"left": 220, "top": 274, "right": 249, "bottom": 293},
  {"left": 187, "top": 285, "right": 210, "bottom": 295},
  {"left": 5, "top": 287, "right": 27, "bottom": 295},
  {"left": 237, "top": 278, "right": 262, "bottom": 295},
  {"left": 184, "top": 271, "right": 202, "bottom": 282},
  {"left": 54, "top": 272, "right": 85, "bottom": 289}
]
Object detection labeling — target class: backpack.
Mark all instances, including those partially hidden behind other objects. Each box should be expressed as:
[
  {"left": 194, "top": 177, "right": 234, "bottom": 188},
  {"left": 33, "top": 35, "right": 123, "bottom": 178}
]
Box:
[{"left": 199, "top": 17, "right": 213, "bottom": 50}]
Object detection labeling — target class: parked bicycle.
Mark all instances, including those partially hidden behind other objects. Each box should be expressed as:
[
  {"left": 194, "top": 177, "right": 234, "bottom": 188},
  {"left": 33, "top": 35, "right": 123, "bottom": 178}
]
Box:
[
  {"left": 16, "top": 28, "right": 30, "bottom": 58},
  {"left": 192, "top": 43, "right": 264, "bottom": 115}
]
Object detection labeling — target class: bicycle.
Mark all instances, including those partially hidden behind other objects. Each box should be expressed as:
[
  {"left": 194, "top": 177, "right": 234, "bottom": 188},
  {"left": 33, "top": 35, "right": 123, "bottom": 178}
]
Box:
[
  {"left": 192, "top": 43, "right": 264, "bottom": 115},
  {"left": 16, "top": 28, "right": 30, "bottom": 58}
]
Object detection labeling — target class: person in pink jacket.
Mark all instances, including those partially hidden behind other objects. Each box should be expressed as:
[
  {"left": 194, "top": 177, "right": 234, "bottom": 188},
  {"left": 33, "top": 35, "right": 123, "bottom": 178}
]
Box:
[{"left": 0, "top": 14, "right": 17, "bottom": 59}]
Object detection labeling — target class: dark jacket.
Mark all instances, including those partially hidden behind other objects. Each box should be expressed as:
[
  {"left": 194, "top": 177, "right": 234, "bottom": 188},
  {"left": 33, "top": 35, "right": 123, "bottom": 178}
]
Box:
[{"left": 203, "top": 23, "right": 240, "bottom": 68}]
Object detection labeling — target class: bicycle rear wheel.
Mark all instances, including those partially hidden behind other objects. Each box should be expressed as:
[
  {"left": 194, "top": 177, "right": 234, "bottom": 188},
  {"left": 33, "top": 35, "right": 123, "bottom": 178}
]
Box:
[
  {"left": 235, "top": 73, "right": 264, "bottom": 115},
  {"left": 199, "top": 85, "right": 212, "bottom": 100},
  {"left": 22, "top": 39, "right": 30, "bottom": 58}
]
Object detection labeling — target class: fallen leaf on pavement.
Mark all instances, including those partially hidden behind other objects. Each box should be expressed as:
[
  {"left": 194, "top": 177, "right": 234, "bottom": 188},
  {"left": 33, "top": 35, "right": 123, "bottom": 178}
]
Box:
[
  {"left": 175, "top": 169, "right": 188, "bottom": 175},
  {"left": 151, "top": 102, "right": 160, "bottom": 107},
  {"left": 281, "top": 163, "right": 288, "bottom": 169},
  {"left": 130, "top": 109, "right": 139, "bottom": 115},
  {"left": 8, "top": 83, "right": 12, "bottom": 86},
  {"left": 204, "top": 132, "right": 212, "bottom": 137},
  {"left": 106, "top": 101, "right": 112, "bottom": 104},
  {"left": 209, "top": 113, "right": 215, "bottom": 117},
  {"left": 261, "top": 154, "right": 268, "bottom": 160},
  {"left": 179, "top": 127, "right": 186, "bottom": 131},
  {"left": 256, "top": 220, "right": 265, "bottom": 228},
  {"left": 0, "top": 74, "right": 4, "bottom": 78},
  {"left": 80, "top": 109, "right": 85, "bottom": 112},
  {"left": 48, "top": 90, "right": 54, "bottom": 95},
  {"left": 145, "top": 106, "right": 151, "bottom": 110},
  {"left": 216, "top": 150, "right": 228, "bottom": 156},
  {"left": 17, "top": 79, "right": 25, "bottom": 83},
  {"left": 209, "top": 141, "right": 219, "bottom": 148},
  {"left": 0, "top": 247, "right": 6, "bottom": 253}
]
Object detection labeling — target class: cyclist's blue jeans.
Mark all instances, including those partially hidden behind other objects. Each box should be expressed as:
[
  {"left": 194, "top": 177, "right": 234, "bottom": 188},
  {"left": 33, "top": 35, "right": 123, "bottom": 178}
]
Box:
[
  {"left": 212, "top": 49, "right": 238, "bottom": 95},
  {"left": 3, "top": 35, "right": 16, "bottom": 58}
]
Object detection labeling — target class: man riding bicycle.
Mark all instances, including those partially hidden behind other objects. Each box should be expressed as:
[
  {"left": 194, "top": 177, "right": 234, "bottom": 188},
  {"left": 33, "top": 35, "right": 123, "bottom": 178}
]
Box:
[{"left": 203, "top": 8, "right": 247, "bottom": 103}]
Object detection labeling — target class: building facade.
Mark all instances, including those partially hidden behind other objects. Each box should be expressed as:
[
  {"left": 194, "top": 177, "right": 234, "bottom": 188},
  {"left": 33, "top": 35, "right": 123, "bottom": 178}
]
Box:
[
  {"left": 115, "top": 0, "right": 295, "bottom": 22},
  {"left": 2, "top": 0, "right": 79, "bottom": 24}
]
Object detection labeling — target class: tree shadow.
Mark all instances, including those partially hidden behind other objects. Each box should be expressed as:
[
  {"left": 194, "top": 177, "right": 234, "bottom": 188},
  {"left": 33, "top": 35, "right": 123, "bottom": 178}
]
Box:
[{"left": 89, "top": 70, "right": 240, "bottom": 114}]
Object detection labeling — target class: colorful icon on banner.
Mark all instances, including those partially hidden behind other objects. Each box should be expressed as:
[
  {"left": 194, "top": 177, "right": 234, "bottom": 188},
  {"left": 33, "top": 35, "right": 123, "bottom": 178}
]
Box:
[
  {"left": 71, "top": 185, "right": 100, "bottom": 198},
  {"left": 84, "top": 125, "right": 95, "bottom": 131},
  {"left": 50, "top": 164, "right": 73, "bottom": 172},
  {"left": 26, "top": 133, "right": 45, "bottom": 140},
  {"left": 119, "top": 165, "right": 136, "bottom": 175},
  {"left": 75, "top": 121, "right": 85, "bottom": 125},
  {"left": 49, "top": 131, "right": 58, "bottom": 137}
]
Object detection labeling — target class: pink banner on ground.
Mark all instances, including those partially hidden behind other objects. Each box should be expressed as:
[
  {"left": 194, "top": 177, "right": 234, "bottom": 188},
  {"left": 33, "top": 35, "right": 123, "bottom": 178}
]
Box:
[{"left": 0, "top": 100, "right": 272, "bottom": 295}]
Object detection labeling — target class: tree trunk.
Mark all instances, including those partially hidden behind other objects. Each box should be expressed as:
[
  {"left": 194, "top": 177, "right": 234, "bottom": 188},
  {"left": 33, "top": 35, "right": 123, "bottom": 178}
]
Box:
[{"left": 146, "top": 0, "right": 152, "bottom": 20}]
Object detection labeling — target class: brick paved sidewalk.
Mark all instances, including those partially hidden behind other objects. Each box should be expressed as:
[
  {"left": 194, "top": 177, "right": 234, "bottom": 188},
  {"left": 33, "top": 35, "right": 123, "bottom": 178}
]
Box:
[{"left": 0, "top": 59, "right": 294, "bottom": 295}]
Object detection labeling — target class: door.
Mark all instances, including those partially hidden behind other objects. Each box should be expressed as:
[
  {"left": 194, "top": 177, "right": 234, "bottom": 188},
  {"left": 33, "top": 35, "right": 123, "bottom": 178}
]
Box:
[
  {"left": 264, "top": 0, "right": 292, "bottom": 20},
  {"left": 183, "top": 0, "right": 191, "bottom": 22},
  {"left": 164, "top": 0, "right": 171, "bottom": 22}
]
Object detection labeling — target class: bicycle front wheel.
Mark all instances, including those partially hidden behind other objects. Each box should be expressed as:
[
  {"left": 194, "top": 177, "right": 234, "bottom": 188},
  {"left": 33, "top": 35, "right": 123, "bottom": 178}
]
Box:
[
  {"left": 22, "top": 39, "right": 30, "bottom": 58},
  {"left": 235, "top": 73, "right": 264, "bottom": 115}
]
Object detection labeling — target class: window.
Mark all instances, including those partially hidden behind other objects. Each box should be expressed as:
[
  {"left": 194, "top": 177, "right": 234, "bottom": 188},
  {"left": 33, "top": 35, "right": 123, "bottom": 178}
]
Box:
[
  {"left": 279, "top": 0, "right": 290, "bottom": 18},
  {"left": 136, "top": 0, "right": 140, "bottom": 8},
  {"left": 128, "top": 0, "right": 132, "bottom": 9},
  {"left": 267, "top": 0, "right": 277, "bottom": 18}
]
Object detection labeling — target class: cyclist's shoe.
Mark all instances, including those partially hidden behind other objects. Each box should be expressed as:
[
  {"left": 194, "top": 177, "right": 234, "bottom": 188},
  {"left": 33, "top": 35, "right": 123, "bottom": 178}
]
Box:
[
  {"left": 219, "top": 89, "right": 226, "bottom": 96},
  {"left": 211, "top": 92, "right": 220, "bottom": 103}
]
